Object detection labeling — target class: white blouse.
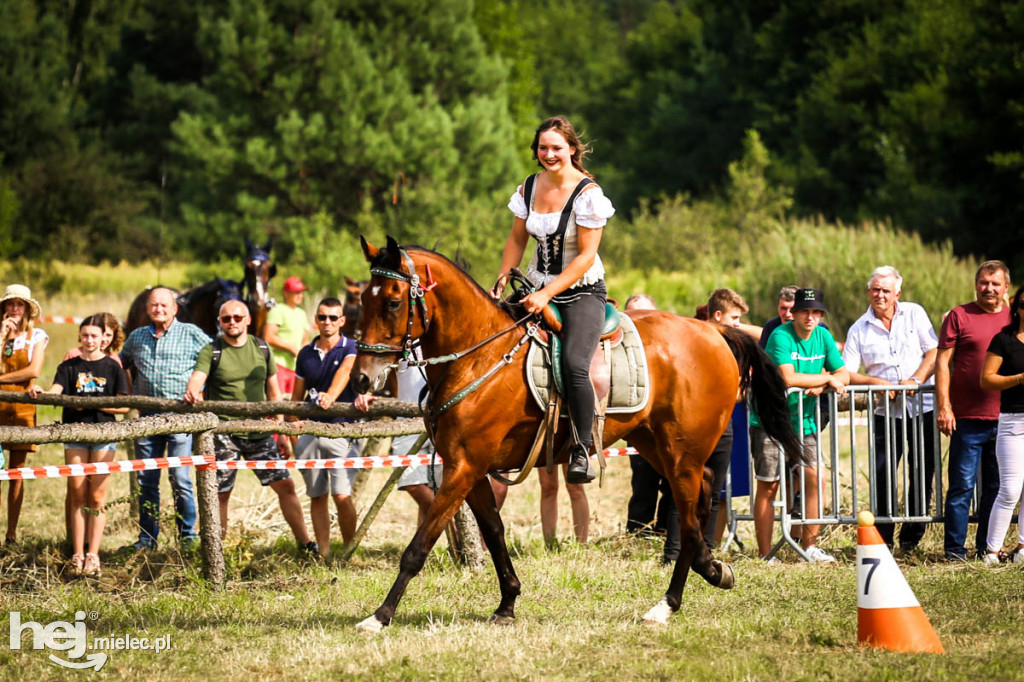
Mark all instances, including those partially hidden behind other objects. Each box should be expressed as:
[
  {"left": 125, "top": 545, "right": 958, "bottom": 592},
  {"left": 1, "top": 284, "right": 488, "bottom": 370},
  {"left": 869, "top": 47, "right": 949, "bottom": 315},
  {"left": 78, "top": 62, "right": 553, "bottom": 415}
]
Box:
[
  {"left": 507, "top": 182, "right": 615, "bottom": 288},
  {"left": 5, "top": 327, "right": 48, "bottom": 363}
]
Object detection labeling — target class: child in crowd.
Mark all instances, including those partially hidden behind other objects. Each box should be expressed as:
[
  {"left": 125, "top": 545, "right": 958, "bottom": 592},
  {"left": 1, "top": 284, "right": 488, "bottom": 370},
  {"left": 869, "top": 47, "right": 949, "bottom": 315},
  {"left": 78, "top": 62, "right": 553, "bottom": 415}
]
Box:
[
  {"left": 63, "top": 312, "right": 124, "bottom": 365},
  {"left": 62, "top": 312, "right": 126, "bottom": 546},
  {"left": 31, "top": 315, "right": 129, "bottom": 576}
]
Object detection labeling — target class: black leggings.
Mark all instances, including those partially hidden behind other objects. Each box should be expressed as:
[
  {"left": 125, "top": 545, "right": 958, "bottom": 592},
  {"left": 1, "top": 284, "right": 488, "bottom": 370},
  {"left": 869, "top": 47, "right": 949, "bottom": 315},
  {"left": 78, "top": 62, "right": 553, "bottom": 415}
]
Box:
[{"left": 556, "top": 284, "right": 606, "bottom": 450}]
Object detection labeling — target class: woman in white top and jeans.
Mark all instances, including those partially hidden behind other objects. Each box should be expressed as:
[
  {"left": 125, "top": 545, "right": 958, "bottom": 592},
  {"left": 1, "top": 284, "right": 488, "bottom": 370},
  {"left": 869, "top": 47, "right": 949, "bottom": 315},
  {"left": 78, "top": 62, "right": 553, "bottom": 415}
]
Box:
[{"left": 491, "top": 116, "right": 615, "bottom": 484}]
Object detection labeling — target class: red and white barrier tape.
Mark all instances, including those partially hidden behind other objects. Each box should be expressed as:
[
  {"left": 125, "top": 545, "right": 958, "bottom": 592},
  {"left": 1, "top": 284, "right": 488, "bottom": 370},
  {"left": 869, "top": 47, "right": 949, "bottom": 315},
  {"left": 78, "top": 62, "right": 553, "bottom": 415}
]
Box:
[
  {"left": 0, "top": 447, "right": 639, "bottom": 481},
  {"left": 0, "top": 454, "right": 215, "bottom": 481},
  {"left": 39, "top": 316, "right": 86, "bottom": 325}
]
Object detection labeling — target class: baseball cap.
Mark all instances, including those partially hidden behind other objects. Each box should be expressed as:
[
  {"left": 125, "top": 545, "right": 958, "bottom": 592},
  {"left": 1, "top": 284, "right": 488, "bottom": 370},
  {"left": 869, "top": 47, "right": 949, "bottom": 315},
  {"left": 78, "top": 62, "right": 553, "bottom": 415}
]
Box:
[
  {"left": 282, "top": 276, "right": 307, "bottom": 293},
  {"left": 791, "top": 287, "right": 828, "bottom": 312}
]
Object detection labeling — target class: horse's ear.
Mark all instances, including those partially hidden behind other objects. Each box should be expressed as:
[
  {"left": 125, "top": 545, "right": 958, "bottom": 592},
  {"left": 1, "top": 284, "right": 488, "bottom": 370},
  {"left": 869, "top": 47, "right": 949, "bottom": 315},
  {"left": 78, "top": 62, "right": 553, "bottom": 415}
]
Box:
[
  {"left": 345, "top": 276, "right": 355, "bottom": 286},
  {"left": 385, "top": 235, "right": 401, "bottom": 262},
  {"left": 245, "top": 236, "right": 253, "bottom": 251},
  {"left": 360, "top": 236, "right": 379, "bottom": 263},
  {"left": 264, "top": 237, "right": 273, "bottom": 252}
]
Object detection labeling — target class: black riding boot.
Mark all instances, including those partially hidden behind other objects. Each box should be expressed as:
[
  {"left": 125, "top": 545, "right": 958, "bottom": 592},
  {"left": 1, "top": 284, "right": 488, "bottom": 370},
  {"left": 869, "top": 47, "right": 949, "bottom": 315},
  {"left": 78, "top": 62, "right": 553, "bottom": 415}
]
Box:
[{"left": 566, "top": 443, "right": 595, "bottom": 485}]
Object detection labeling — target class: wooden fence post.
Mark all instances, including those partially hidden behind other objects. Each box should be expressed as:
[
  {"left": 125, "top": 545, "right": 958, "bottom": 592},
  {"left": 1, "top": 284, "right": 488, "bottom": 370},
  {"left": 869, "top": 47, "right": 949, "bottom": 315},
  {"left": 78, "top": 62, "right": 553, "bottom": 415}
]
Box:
[
  {"left": 195, "top": 430, "right": 225, "bottom": 587},
  {"left": 447, "top": 505, "right": 486, "bottom": 568},
  {"left": 337, "top": 466, "right": 404, "bottom": 564}
]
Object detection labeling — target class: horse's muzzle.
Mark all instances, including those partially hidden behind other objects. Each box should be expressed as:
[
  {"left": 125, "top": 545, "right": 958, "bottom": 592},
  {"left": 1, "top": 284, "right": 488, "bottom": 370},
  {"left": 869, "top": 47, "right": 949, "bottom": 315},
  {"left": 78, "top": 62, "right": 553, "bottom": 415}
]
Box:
[{"left": 352, "top": 371, "right": 372, "bottom": 395}]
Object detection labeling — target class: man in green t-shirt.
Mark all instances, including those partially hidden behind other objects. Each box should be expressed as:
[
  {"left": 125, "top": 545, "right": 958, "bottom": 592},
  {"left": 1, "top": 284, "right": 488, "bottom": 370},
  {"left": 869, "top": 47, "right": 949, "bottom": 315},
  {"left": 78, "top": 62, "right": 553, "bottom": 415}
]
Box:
[
  {"left": 262, "top": 276, "right": 311, "bottom": 398},
  {"left": 184, "top": 300, "right": 317, "bottom": 556},
  {"left": 750, "top": 288, "right": 849, "bottom": 563}
]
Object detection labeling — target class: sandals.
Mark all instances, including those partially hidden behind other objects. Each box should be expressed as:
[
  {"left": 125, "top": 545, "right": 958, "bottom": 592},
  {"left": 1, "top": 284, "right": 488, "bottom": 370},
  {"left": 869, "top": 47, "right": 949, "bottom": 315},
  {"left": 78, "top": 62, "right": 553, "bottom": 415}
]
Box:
[
  {"left": 83, "top": 553, "right": 101, "bottom": 577},
  {"left": 70, "top": 553, "right": 85, "bottom": 575}
]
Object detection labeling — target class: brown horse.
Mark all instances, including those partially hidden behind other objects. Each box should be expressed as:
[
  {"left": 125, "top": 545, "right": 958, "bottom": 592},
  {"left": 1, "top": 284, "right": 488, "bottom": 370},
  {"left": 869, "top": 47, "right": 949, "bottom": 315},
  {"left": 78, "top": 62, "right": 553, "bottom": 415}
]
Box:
[
  {"left": 350, "top": 237, "right": 800, "bottom": 632},
  {"left": 125, "top": 239, "right": 276, "bottom": 337},
  {"left": 342, "top": 276, "right": 368, "bottom": 338}
]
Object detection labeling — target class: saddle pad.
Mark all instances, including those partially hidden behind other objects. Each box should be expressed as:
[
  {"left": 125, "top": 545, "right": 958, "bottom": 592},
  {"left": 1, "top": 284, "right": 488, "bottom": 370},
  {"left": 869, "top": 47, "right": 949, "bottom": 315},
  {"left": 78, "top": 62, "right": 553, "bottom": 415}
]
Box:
[{"left": 526, "top": 313, "right": 650, "bottom": 414}]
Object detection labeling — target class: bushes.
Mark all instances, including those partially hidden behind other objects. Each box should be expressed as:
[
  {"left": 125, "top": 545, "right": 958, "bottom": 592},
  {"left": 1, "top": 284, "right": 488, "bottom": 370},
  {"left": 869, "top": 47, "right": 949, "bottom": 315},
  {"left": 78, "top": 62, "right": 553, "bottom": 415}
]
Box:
[{"left": 604, "top": 132, "right": 977, "bottom": 337}]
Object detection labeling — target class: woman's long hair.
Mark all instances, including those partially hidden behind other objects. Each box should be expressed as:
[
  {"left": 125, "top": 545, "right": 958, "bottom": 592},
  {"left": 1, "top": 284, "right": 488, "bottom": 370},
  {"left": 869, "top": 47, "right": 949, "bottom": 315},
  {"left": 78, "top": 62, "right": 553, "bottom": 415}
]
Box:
[
  {"left": 1, "top": 299, "right": 34, "bottom": 373},
  {"left": 99, "top": 312, "right": 124, "bottom": 354},
  {"left": 530, "top": 116, "right": 593, "bottom": 178},
  {"left": 1004, "top": 285, "right": 1024, "bottom": 334}
]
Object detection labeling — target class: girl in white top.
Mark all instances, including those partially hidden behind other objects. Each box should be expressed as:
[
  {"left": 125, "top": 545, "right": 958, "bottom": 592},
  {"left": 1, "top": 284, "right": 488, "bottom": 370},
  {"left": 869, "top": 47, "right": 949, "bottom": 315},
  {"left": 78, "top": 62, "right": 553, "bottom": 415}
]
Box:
[{"left": 491, "top": 116, "right": 615, "bottom": 485}]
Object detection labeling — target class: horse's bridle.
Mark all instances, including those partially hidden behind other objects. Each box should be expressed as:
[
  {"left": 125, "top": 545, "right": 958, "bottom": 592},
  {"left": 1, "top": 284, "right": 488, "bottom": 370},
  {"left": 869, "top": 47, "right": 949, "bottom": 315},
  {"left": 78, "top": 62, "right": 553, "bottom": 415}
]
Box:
[
  {"left": 355, "top": 248, "right": 436, "bottom": 359},
  {"left": 355, "top": 249, "right": 537, "bottom": 415}
]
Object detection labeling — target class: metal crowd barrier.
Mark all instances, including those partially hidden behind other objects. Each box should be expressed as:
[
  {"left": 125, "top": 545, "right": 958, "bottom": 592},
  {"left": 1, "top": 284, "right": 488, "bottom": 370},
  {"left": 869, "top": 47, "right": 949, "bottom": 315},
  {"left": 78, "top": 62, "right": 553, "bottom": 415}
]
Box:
[{"left": 721, "top": 385, "right": 945, "bottom": 561}]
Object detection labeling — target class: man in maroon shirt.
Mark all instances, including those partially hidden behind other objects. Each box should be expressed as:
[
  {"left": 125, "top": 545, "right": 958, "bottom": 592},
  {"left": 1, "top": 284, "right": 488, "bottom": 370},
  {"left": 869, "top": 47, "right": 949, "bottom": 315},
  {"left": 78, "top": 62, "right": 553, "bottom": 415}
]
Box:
[{"left": 936, "top": 260, "right": 1011, "bottom": 560}]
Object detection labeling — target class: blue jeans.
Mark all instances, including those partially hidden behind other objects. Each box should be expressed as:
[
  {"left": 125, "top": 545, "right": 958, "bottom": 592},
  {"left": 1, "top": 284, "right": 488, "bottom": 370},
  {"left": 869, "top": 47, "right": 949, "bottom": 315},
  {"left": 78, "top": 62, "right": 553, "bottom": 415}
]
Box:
[
  {"left": 944, "top": 419, "right": 1000, "bottom": 558},
  {"left": 135, "top": 432, "right": 199, "bottom": 547}
]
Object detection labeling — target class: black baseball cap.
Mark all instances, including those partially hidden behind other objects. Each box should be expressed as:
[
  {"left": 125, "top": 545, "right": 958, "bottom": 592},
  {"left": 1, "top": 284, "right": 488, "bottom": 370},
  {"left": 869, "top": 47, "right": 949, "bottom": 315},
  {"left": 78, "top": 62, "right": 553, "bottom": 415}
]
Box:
[{"left": 792, "top": 288, "right": 828, "bottom": 312}]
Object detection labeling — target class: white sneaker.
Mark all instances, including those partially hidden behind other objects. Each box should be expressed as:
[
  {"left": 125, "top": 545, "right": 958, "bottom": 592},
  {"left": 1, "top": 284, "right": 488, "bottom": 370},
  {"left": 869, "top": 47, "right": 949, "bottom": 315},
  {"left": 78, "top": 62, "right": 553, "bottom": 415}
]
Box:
[
  {"left": 983, "top": 552, "right": 1002, "bottom": 567},
  {"left": 805, "top": 546, "right": 836, "bottom": 563},
  {"left": 764, "top": 556, "right": 781, "bottom": 566}
]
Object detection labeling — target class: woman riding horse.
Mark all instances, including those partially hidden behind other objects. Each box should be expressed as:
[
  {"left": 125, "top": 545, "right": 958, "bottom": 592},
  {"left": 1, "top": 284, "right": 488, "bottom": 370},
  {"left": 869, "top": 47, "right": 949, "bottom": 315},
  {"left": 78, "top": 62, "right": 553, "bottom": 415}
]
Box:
[
  {"left": 350, "top": 237, "right": 802, "bottom": 631},
  {"left": 491, "top": 116, "right": 614, "bottom": 484}
]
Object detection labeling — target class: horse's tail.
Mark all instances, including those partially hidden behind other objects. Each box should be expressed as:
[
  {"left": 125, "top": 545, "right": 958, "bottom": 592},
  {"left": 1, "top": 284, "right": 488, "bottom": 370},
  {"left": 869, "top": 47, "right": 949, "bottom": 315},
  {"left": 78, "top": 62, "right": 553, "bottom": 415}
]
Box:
[{"left": 719, "top": 327, "right": 803, "bottom": 462}]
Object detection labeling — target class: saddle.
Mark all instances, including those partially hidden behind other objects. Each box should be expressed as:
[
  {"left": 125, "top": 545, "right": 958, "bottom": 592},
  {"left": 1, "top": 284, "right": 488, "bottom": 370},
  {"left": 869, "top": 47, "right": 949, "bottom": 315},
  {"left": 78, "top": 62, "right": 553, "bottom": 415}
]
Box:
[
  {"left": 527, "top": 308, "right": 649, "bottom": 417},
  {"left": 492, "top": 308, "right": 649, "bottom": 486}
]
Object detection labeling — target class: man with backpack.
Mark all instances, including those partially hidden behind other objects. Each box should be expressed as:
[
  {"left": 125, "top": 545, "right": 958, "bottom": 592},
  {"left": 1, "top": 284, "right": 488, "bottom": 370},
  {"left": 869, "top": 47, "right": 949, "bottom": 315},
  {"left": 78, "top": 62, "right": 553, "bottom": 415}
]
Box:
[{"left": 184, "top": 300, "right": 316, "bottom": 555}]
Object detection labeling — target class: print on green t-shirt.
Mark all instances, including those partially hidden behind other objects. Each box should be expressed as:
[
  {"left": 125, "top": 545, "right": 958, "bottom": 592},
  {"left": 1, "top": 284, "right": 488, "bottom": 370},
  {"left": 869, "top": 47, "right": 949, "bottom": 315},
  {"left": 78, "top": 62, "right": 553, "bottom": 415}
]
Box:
[{"left": 751, "top": 322, "right": 844, "bottom": 435}]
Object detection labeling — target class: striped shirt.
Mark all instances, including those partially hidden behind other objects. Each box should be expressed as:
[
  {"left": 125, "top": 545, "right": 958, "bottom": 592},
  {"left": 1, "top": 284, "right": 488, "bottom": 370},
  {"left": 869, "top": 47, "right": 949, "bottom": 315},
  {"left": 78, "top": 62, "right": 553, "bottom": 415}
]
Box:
[{"left": 120, "top": 320, "right": 211, "bottom": 399}]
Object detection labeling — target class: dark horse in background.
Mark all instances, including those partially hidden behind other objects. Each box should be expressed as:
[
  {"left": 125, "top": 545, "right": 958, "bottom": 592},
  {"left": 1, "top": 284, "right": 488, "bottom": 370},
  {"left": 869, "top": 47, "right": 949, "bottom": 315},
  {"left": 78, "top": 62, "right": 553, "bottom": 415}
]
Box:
[
  {"left": 125, "top": 238, "right": 277, "bottom": 337},
  {"left": 350, "top": 237, "right": 802, "bottom": 632}
]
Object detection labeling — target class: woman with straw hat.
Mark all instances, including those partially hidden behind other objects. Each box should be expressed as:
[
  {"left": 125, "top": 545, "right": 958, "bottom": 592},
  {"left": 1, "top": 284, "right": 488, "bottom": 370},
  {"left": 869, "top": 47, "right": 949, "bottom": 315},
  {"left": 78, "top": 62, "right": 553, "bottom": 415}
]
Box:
[{"left": 0, "top": 284, "right": 48, "bottom": 545}]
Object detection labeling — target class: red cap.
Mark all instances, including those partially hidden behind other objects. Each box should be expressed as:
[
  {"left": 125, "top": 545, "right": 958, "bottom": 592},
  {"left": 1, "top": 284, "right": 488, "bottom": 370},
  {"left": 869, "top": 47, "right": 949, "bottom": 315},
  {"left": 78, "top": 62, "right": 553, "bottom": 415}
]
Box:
[{"left": 282, "top": 276, "right": 307, "bottom": 293}]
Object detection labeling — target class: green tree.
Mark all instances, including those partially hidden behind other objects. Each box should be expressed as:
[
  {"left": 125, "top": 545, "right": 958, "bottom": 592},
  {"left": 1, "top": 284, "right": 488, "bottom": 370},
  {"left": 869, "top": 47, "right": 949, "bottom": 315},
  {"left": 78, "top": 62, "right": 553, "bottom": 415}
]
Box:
[{"left": 170, "top": 0, "right": 522, "bottom": 260}]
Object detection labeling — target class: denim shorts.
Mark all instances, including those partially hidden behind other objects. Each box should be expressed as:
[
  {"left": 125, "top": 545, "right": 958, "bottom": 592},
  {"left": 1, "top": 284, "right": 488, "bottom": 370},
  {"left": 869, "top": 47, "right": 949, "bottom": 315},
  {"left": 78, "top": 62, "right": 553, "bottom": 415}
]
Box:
[{"left": 64, "top": 442, "right": 118, "bottom": 453}]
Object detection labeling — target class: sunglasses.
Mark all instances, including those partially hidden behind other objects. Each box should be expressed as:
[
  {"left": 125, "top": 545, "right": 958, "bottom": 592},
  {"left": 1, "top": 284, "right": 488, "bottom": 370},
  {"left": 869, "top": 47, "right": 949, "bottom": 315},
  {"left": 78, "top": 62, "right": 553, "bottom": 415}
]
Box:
[
  {"left": 219, "top": 314, "right": 247, "bottom": 324},
  {"left": 316, "top": 314, "right": 341, "bottom": 322}
]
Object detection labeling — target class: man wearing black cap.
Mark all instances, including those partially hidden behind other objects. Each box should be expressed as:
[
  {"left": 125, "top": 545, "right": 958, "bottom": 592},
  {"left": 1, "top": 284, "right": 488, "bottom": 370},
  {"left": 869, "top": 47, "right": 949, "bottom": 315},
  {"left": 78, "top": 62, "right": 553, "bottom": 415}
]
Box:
[{"left": 751, "top": 287, "right": 849, "bottom": 562}]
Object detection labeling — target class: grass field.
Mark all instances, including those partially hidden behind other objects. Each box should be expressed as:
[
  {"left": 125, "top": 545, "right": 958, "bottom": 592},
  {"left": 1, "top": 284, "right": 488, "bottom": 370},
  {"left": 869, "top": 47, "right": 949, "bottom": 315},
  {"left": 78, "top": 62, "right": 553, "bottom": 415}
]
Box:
[{"left": 2, "top": 421, "right": 1023, "bottom": 680}]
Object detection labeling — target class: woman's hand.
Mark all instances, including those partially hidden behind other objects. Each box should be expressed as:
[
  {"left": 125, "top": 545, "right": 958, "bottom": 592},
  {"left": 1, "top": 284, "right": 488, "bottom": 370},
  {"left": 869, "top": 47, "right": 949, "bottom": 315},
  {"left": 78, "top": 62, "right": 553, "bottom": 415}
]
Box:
[
  {"left": 1, "top": 317, "right": 17, "bottom": 337},
  {"left": 521, "top": 290, "right": 553, "bottom": 315},
  {"left": 489, "top": 274, "right": 508, "bottom": 300}
]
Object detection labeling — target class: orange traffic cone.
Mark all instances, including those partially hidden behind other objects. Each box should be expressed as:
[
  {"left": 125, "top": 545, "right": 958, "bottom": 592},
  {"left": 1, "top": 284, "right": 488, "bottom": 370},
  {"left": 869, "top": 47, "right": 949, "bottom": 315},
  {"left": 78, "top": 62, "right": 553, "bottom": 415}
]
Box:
[{"left": 856, "top": 511, "right": 944, "bottom": 653}]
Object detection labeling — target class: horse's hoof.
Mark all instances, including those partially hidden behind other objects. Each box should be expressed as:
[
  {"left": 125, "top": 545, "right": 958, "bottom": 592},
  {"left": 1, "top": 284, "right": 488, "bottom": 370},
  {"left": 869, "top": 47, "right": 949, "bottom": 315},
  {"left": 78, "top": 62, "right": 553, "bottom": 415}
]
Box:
[
  {"left": 356, "top": 615, "right": 384, "bottom": 634},
  {"left": 715, "top": 560, "right": 735, "bottom": 590},
  {"left": 641, "top": 597, "right": 674, "bottom": 625},
  {"left": 488, "top": 613, "right": 515, "bottom": 627}
]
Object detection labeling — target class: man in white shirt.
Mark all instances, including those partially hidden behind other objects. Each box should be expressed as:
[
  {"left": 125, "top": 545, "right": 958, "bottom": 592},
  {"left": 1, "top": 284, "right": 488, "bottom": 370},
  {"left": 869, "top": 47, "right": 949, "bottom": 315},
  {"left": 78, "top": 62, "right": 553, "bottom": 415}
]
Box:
[{"left": 843, "top": 266, "right": 939, "bottom": 551}]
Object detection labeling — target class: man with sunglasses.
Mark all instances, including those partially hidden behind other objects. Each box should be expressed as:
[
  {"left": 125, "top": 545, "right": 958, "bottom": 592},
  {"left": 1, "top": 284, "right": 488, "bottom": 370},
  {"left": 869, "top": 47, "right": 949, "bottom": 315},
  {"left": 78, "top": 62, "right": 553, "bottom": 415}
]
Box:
[
  {"left": 288, "top": 298, "right": 358, "bottom": 560},
  {"left": 184, "top": 300, "right": 316, "bottom": 555}
]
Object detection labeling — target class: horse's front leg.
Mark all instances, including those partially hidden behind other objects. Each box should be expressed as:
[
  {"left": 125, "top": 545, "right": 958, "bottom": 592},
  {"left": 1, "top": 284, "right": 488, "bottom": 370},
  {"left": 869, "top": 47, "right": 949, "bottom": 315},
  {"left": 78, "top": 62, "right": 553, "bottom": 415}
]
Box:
[
  {"left": 356, "top": 462, "right": 480, "bottom": 633},
  {"left": 464, "top": 477, "right": 521, "bottom": 624}
]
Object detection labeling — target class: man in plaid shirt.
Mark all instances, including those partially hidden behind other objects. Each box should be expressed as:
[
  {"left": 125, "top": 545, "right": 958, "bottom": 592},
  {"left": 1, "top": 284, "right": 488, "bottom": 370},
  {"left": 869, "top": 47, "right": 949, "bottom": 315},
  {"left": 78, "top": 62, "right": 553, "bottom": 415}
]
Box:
[{"left": 120, "top": 287, "right": 211, "bottom": 552}]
